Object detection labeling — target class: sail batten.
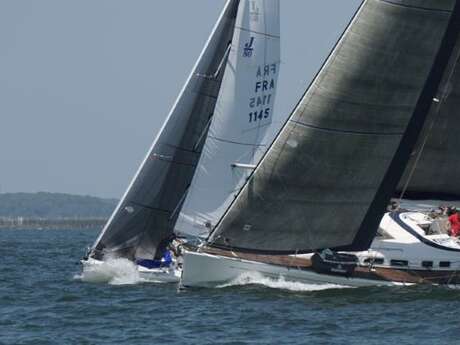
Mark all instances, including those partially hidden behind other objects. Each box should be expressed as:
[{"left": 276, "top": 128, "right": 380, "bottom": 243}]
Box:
[
  {"left": 234, "top": 26, "right": 280, "bottom": 39},
  {"left": 208, "top": 0, "right": 458, "bottom": 254},
  {"left": 289, "top": 120, "right": 405, "bottom": 137}
]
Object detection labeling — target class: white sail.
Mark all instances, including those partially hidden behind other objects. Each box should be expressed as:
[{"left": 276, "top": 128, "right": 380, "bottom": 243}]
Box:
[{"left": 175, "top": 0, "right": 281, "bottom": 237}]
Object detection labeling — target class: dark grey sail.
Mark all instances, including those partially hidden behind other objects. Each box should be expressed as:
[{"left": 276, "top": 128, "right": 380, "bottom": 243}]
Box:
[
  {"left": 398, "top": 30, "right": 460, "bottom": 200},
  {"left": 91, "top": 0, "right": 240, "bottom": 260},
  {"left": 208, "top": 0, "right": 460, "bottom": 254}
]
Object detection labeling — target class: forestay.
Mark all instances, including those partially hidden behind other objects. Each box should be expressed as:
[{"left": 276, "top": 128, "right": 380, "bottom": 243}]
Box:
[
  {"left": 175, "top": 0, "right": 280, "bottom": 238},
  {"left": 208, "top": 0, "right": 460, "bottom": 254},
  {"left": 91, "top": 0, "right": 240, "bottom": 260}
]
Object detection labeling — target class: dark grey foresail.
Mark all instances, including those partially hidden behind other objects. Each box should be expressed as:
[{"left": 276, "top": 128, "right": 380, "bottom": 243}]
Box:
[
  {"left": 397, "top": 27, "right": 460, "bottom": 201},
  {"left": 91, "top": 0, "right": 240, "bottom": 260},
  {"left": 208, "top": 0, "right": 460, "bottom": 254}
]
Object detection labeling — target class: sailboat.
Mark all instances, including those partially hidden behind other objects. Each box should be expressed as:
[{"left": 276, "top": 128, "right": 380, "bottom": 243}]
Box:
[
  {"left": 82, "top": 0, "right": 281, "bottom": 282},
  {"left": 181, "top": 0, "right": 460, "bottom": 288}
]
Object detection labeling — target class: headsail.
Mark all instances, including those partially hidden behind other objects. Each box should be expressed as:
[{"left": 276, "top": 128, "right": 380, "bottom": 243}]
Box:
[
  {"left": 174, "top": 0, "right": 281, "bottom": 238},
  {"left": 91, "top": 0, "right": 240, "bottom": 260},
  {"left": 208, "top": 0, "right": 460, "bottom": 254}
]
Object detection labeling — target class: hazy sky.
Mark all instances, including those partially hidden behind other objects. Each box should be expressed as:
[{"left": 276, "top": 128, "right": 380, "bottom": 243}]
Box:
[{"left": 0, "top": 0, "right": 361, "bottom": 198}]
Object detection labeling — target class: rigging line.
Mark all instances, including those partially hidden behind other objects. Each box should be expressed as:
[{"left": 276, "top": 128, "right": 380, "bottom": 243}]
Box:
[
  {"left": 170, "top": 186, "right": 190, "bottom": 221},
  {"left": 163, "top": 143, "right": 201, "bottom": 155},
  {"left": 193, "top": 115, "right": 214, "bottom": 151},
  {"left": 192, "top": 90, "right": 220, "bottom": 99},
  {"left": 152, "top": 154, "right": 198, "bottom": 168},
  {"left": 196, "top": 43, "right": 232, "bottom": 79},
  {"left": 194, "top": 44, "right": 239, "bottom": 152},
  {"left": 398, "top": 39, "right": 460, "bottom": 203},
  {"left": 194, "top": 41, "right": 249, "bottom": 150}
]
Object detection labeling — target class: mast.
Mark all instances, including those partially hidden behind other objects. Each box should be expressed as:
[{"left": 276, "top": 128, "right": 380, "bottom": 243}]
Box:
[
  {"left": 208, "top": 0, "right": 460, "bottom": 254},
  {"left": 91, "top": 0, "right": 240, "bottom": 260}
]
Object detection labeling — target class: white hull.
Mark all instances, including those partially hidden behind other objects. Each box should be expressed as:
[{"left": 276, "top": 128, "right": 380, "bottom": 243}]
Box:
[
  {"left": 180, "top": 250, "right": 403, "bottom": 288},
  {"left": 181, "top": 211, "right": 460, "bottom": 288}
]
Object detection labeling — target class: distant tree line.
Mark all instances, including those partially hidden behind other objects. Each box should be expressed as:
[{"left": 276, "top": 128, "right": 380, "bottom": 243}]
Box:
[
  {"left": 0, "top": 217, "right": 107, "bottom": 230},
  {"left": 0, "top": 192, "right": 118, "bottom": 218}
]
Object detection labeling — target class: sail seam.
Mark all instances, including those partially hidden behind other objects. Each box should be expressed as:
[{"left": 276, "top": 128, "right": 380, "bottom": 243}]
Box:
[
  {"left": 235, "top": 26, "right": 280, "bottom": 39},
  {"left": 289, "top": 120, "right": 404, "bottom": 136},
  {"left": 130, "top": 202, "right": 171, "bottom": 214},
  {"left": 162, "top": 144, "right": 201, "bottom": 155},
  {"left": 378, "top": 0, "right": 453, "bottom": 13},
  {"left": 193, "top": 91, "right": 219, "bottom": 99},
  {"left": 208, "top": 135, "right": 267, "bottom": 147},
  {"left": 152, "top": 156, "right": 198, "bottom": 168}
]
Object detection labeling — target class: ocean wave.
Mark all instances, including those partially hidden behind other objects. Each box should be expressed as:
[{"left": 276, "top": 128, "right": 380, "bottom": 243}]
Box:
[
  {"left": 75, "top": 257, "right": 143, "bottom": 285},
  {"left": 217, "top": 271, "right": 351, "bottom": 292}
]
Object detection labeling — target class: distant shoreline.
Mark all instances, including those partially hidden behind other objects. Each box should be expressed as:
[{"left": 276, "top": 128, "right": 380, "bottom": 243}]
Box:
[
  {"left": 0, "top": 192, "right": 117, "bottom": 228},
  {"left": 0, "top": 217, "right": 107, "bottom": 230}
]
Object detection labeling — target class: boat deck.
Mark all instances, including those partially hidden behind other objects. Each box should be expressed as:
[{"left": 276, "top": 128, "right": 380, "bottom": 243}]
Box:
[
  {"left": 202, "top": 246, "right": 312, "bottom": 268},
  {"left": 200, "top": 246, "right": 460, "bottom": 285}
]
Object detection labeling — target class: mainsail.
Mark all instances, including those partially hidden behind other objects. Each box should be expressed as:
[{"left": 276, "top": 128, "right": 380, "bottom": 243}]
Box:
[
  {"left": 174, "top": 0, "right": 281, "bottom": 238},
  {"left": 208, "top": 0, "right": 460, "bottom": 254},
  {"left": 398, "top": 25, "right": 460, "bottom": 200},
  {"left": 91, "top": 0, "right": 240, "bottom": 260}
]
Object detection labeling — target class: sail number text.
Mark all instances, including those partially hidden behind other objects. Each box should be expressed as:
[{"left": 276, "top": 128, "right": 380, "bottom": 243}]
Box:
[{"left": 248, "top": 63, "right": 277, "bottom": 124}]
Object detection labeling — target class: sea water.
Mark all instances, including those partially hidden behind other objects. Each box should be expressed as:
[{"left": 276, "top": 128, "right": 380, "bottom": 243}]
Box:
[{"left": 2, "top": 228, "right": 460, "bottom": 345}]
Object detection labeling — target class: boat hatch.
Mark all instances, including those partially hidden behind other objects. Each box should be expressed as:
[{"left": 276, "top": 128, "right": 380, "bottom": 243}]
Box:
[
  {"left": 391, "top": 259, "right": 408, "bottom": 267},
  {"left": 440, "top": 261, "right": 451, "bottom": 268},
  {"left": 422, "top": 261, "right": 433, "bottom": 268},
  {"left": 363, "top": 257, "right": 384, "bottom": 265}
]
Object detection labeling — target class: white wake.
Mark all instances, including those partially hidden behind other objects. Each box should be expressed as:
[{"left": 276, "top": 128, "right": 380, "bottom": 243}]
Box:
[
  {"left": 217, "top": 271, "right": 351, "bottom": 292},
  {"left": 76, "top": 258, "right": 143, "bottom": 285}
]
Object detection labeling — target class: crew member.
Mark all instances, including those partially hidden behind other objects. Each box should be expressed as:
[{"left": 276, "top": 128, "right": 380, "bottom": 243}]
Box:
[{"left": 449, "top": 209, "right": 460, "bottom": 237}]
